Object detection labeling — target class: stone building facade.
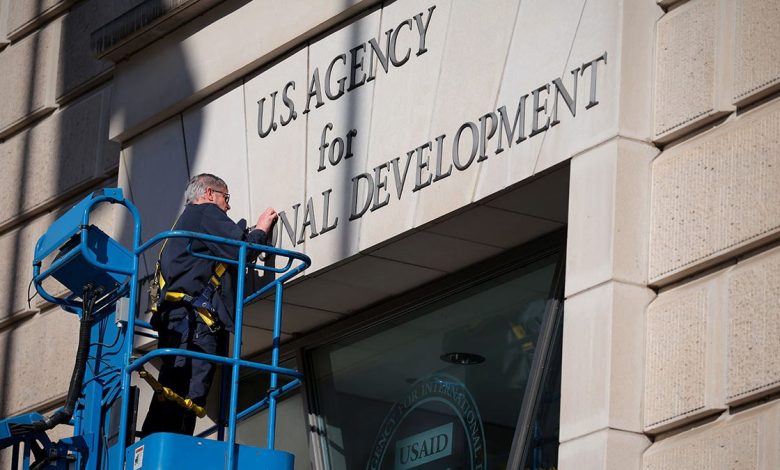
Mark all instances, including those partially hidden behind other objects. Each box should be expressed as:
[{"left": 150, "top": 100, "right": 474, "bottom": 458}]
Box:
[{"left": 0, "top": 0, "right": 779, "bottom": 468}]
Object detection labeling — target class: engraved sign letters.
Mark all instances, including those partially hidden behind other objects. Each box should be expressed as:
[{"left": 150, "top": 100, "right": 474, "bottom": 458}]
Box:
[{"left": 254, "top": 4, "right": 607, "bottom": 248}]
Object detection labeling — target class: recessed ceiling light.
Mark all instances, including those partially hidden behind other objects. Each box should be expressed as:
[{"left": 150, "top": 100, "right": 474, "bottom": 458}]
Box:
[{"left": 440, "top": 352, "right": 485, "bottom": 365}]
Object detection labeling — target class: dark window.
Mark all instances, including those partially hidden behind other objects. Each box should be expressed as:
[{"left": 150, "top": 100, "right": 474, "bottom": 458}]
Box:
[{"left": 308, "top": 237, "right": 564, "bottom": 470}]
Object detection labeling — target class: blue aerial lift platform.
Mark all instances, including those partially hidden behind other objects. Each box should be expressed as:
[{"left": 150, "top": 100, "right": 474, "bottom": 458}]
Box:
[{"left": 0, "top": 188, "right": 311, "bottom": 469}]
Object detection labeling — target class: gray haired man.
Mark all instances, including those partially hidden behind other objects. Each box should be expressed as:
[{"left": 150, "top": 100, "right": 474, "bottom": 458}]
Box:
[{"left": 142, "top": 173, "right": 277, "bottom": 436}]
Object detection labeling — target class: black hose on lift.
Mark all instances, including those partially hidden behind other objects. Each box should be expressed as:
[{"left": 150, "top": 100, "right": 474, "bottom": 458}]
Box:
[{"left": 10, "top": 285, "right": 101, "bottom": 435}]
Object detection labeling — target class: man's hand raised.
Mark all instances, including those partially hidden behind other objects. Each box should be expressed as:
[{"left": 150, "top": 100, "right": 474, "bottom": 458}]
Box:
[{"left": 256, "top": 207, "right": 278, "bottom": 234}]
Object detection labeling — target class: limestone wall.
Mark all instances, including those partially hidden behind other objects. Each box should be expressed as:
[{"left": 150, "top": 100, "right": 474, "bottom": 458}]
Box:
[
  {"left": 643, "top": 0, "right": 780, "bottom": 467},
  {"left": 0, "top": 0, "right": 380, "bottom": 428},
  {"left": 0, "top": 1, "right": 151, "bottom": 466},
  {"left": 1, "top": 0, "right": 778, "bottom": 469},
  {"left": 0, "top": 0, "right": 132, "bottom": 419}
]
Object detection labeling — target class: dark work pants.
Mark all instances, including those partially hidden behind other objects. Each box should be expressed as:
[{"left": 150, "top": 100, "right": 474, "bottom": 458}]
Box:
[{"left": 141, "top": 307, "right": 225, "bottom": 437}]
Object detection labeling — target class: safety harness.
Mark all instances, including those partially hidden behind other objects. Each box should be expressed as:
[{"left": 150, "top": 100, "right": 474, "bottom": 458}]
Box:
[
  {"left": 151, "top": 260, "right": 226, "bottom": 332},
  {"left": 148, "top": 215, "right": 226, "bottom": 332},
  {"left": 141, "top": 215, "right": 227, "bottom": 417}
]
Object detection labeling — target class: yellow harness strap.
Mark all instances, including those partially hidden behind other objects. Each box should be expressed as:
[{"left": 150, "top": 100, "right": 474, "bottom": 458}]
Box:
[
  {"left": 195, "top": 306, "right": 218, "bottom": 330},
  {"left": 160, "top": 262, "right": 227, "bottom": 329},
  {"left": 150, "top": 210, "right": 230, "bottom": 330},
  {"left": 211, "top": 262, "right": 226, "bottom": 285},
  {"left": 138, "top": 367, "right": 206, "bottom": 418},
  {"left": 150, "top": 213, "right": 182, "bottom": 314}
]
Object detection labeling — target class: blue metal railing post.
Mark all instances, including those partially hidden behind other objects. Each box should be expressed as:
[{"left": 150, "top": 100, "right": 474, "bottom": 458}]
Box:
[
  {"left": 267, "top": 281, "right": 284, "bottom": 450},
  {"left": 218, "top": 364, "right": 229, "bottom": 441},
  {"left": 115, "top": 200, "right": 142, "bottom": 470},
  {"left": 22, "top": 439, "right": 30, "bottom": 469},
  {"left": 226, "top": 245, "right": 248, "bottom": 470},
  {"left": 11, "top": 442, "right": 19, "bottom": 470}
]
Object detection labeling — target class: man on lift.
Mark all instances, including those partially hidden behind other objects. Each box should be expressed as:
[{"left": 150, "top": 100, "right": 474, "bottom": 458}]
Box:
[{"left": 141, "top": 173, "right": 277, "bottom": 436}]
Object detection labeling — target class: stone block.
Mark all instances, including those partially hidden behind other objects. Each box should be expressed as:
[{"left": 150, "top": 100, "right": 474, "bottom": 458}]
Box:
[
  {"left": 53, "top": 86, "right": 114, "bottom": 186},
  {"left": 560, "top": 282, "right": 654, "bottom": 442},
  {"left": 0, "top": 18, "right": 60, "bottom": 138},
  {"left": 0, "top": 212, "right": 55, "bottom": 324},
  {"left": 732, "top": 0, "right": 780, "bottom": 106},
  {"left": 484, "top": 0, "right": 595, "bottom": 195},
  {"left": 183, "top": 84, "right": 251, "bottom": 218},
  {"left": 488, "top": 0, "right": 659, "bottom": 196},
  {"left": 726, "top": 246, "right": 780, "bottom": 405},
  {"left": 357, "top": 0, "right": 451, "bottom": 252},
  {"left": 116, "top": 117, "right": 189, "bottom": 278},
  {"left": 6, "top": 0, "right": 74, "bottom": 39},
  {"left": 302, "top": 10, "right": 380, "bottom": 272},
  {"left": 642, "top": 401, "right": 780, "bottom": 470},
  {"left": 615, "top": 0, "right": 664, "bottom": 140},
  {"left": 0, "top": 0, "right": 9, "bottom": 48},
  {"left": 535, "top": 0, "right": 661, "bottom": 171},
  {"left": 100, "top": 86, "right": 121, "bottom": 174},
  {"left": 414, "top": 0, "right": 521, "bottom": 225},
  {"left": 559, "top": 429, "right": 650, "bottom": 470},
  {"left": 653, "top": 0, "right": 733, "bottom": 143},
  {"left": 476, "top": 0, "right": 561, "bottom": 197},
  {"left": 645, "top": 419, "right": 758, "bottom": 468},
  {"left": 56, "top": 0, "right": 145, "bottom": 101},
  {"left": 648, "top": 100, "right": 780, "bottom": 285},
  {"left": 566, "top": 139, "right": 657, "bottom": 297},
  {"left": 0, "top": 86, "right": 112, "bottom": 229},
  {"left": 243, "top": 48, "right": 308, "bottom": 252},
  {"left": 0, "top": 309, "right": 80, "bottom": 417},
  {"left": 643, "top": 272, "right": 726, "bottom": 433},
  {"left": 109, "top": 0, "right": 379, "bottom": 142}
]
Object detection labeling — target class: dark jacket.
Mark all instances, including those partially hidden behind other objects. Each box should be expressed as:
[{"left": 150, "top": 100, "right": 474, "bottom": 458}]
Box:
[{"left": 160, "top": 203, "right": 267, "bottom": 332}]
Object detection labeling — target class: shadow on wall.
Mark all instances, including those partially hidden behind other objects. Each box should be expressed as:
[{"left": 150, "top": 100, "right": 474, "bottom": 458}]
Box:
[
  {"left": 113, "top": 0, "right": 253, "bottom": 277},
  {"left": 0, "top": 0, "right": 199, "bottom": 427},
  {"left": 112, "top": 2, "right": 200, "bottom": 277},
  {"left": 0, "top": 0, "right": 366, "bottom": 460},
  {"left": 1, "top": 0, "right": 47, "bottom": 421},
  {"left": 338, "top": 0, "right": 363, "bottom": 271}
]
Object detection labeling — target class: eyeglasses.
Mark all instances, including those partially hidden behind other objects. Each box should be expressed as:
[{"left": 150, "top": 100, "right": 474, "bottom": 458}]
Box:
[{"left": 211, "top": 188, "right": 230, "bottom": 203}]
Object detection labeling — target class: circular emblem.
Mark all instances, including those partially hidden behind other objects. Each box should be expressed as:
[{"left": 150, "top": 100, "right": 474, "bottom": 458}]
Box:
[{"left": 365, "top": 374, "right": 487, "bottom": 470}]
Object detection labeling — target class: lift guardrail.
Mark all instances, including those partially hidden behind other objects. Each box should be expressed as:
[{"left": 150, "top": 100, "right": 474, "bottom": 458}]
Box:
[{"left": 0, "top": 188, "right": 311, "bottom": 470}]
